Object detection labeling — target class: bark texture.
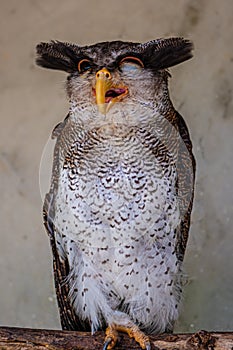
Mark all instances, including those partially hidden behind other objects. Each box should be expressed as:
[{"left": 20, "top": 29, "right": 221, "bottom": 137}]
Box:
[{"left": 0, "top": 327, "right": 232, "bottom": 350}]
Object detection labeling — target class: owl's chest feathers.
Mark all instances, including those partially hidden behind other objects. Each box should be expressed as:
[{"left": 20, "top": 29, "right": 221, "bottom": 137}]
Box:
[
  {"left": 54, "top": 122, "right": 181, "bottom": 327},
  {"left": 55, "top": 124, "right": 179, "bottom": 250}
]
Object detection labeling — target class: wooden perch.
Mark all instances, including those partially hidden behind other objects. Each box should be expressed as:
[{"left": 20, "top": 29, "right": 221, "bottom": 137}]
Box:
[{"left": 0, "top": 327, "right": 232, "bottom": 350}]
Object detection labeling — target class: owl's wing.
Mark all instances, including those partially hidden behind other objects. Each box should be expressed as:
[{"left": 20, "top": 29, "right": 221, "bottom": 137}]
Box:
[
  {"left": 175, "top": 111, "right": 196, "bottom": 261},
  {"left": 43, "top": 114, "right": 91, "bottom": 331}
]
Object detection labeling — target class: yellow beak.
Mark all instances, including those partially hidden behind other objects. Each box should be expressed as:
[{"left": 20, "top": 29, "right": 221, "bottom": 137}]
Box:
[
  {"left": 95, "top": 68, "right": 112, "bottom": 114},
  {"left": 95, "top": 68, "right": 128, "bottom": 114}
]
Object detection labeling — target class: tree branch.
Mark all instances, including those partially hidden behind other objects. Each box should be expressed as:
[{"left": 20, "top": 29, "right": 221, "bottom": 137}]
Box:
[{"left": 0, "top": 327, "right": 232, "bottom": 350}]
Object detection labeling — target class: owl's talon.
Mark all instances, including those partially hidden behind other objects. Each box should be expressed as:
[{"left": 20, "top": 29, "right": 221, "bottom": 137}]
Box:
[
  {"left": 104, "top": 325, "right": 118, "bottom": 349},
  {"left": 123, "top": 324, "right": 150, "bottom": 350},
  {"left": 105, "top": 322, "right": 150, "bottom": 349},
  {"left": 103, "top": 338, "right": 113, "bottom": 350}
]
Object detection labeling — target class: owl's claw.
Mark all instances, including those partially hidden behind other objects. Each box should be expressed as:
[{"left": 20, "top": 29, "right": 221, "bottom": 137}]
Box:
[
  {"left": 103, "top": 325, "right": 118, "bottom": 349},
  {"left": 103, "top": 338, "right": 114, "bottom": 350},
  {"left": 104, "top": 323, "right": 150, "bottom": 349}
]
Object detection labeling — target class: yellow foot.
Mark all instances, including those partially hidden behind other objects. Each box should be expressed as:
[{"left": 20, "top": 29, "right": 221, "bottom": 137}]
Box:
[{"left": 103, "top": 323, "right": 150, "bottom": 350}]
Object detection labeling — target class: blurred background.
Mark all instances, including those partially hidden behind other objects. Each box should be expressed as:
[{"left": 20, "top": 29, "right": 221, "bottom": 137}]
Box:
[{"left": 0, "top": 0, "right": 233, "bottom": 332}]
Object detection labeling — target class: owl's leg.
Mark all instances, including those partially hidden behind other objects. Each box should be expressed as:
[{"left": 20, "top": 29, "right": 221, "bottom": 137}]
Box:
[{"left": 103, "top": 318, "right": 150, "bottom": 350}]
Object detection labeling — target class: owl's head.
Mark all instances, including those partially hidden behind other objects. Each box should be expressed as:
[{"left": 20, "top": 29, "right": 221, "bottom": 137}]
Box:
[{"left": 36, "top": 38, "right": 193, "bottom": 115}]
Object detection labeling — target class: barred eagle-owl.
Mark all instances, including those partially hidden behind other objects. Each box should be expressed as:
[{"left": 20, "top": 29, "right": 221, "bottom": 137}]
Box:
[{"left": 36, "top": 37, "right": 195, "bottom": 350}]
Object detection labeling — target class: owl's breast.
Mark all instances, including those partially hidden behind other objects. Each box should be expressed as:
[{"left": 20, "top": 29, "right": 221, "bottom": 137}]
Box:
[{"left": 54, "top": 125, "right": 179, "bottom": 249}]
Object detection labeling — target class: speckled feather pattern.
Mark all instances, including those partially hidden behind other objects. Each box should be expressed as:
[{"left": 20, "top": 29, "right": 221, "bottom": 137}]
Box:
[
  {"left": 51, "top": 103, "right": 192, "bottom": 334},
  {"left": 38, "top": 38, "right": 195, "bottom": 336}
]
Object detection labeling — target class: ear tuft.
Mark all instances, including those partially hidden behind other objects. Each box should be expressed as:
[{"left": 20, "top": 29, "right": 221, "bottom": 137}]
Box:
[
  {"left": 36, "top": 41, "right": 80, "bottom": 73},
  {"left": 141, "top": 37, "right": 194, "bottom": 70}
]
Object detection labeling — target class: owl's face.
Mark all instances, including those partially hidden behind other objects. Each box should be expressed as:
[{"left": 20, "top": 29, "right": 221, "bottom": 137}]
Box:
[
  {"left": 36, "top": 39, "right": 193, "bottom": 115},
  {"left": 67, "top": 46, "right": 157, "bottom": 114}
]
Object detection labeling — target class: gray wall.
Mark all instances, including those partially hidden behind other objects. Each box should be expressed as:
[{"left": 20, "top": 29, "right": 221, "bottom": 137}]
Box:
[{"left": 0, "top": 0, "right": 233, "bottom": 332}]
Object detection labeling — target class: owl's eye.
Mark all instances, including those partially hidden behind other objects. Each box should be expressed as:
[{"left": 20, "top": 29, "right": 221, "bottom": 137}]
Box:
[
  {"left": 78, "top": 59, "right": 92, "bottom": 73},
  {"left": 119, "top": 56, "right": 144, "bottom": 71}
]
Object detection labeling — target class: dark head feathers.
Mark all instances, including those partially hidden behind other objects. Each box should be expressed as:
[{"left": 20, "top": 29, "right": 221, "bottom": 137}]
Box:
[
  {"left": 140, "top": 37, "right": 193, "bottom": 70},
  {"left": 36, "top": 38, "right": 193, "bottom": 73},
  {"left": 36, "top": 40, "right": 82, "bottom": 73}
]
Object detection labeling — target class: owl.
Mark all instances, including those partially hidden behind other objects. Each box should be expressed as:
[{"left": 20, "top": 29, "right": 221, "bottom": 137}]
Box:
[{"left": 36, "top": 38, "right": 195, "bottom": 350}]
